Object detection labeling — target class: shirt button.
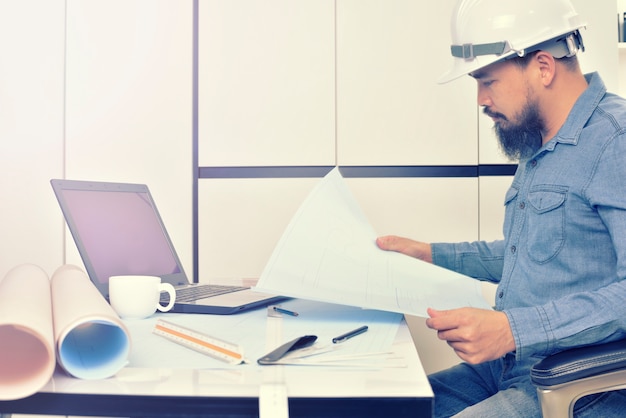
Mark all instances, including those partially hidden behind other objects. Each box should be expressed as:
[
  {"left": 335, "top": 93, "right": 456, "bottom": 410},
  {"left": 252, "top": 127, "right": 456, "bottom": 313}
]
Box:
[
  {"left": 519, "top": 202, "right": 525, "bottom": 210},
  {"left": 510, "top": 245, "right": 516, "bottom": 254},
  {"left": 498, "top": 291, "right": 504, "bottom": 299},
  {"left": 531, "top": 160, "right": 537, "bottom": 167}
]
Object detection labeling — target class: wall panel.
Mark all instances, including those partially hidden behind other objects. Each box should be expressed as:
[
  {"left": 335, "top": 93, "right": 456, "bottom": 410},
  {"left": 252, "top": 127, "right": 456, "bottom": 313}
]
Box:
[
  {"left": 199, "top": 178, "right": 320, "bottom": 279},
  {"left": 198, "top": 0, "right": 336, "bottom": 167},
  {"left": 64, "top": 0, "right": 194, "bottom": 273},
  {"left": 199, "top": 176, "right": 479, "bottom": 280},
  {"left": 0, "top": 0, "right": 65, "bottom": 279},
  {"left": 336, "top": 0, "right": 477, "bottom": 166},
  {"left": 347, "top": 177, "right": 479, "bottom": 242}
]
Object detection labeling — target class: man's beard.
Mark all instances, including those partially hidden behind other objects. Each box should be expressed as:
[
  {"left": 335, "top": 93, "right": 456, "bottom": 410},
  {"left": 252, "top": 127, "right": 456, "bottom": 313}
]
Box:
[{"left": 484, "top": 101, "right": 544, "bottom": 161}]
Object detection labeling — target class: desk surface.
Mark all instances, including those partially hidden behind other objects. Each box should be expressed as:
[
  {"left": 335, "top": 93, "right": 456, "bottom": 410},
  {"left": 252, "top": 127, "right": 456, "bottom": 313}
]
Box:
[{"left": 0, "top": 299, "right": 433, "bottom": 418}]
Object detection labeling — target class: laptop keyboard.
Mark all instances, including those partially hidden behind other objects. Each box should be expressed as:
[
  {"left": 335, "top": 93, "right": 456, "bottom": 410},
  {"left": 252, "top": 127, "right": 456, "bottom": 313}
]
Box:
[{"left": 161, "top": 284, "right": 249, "bottom": 303}]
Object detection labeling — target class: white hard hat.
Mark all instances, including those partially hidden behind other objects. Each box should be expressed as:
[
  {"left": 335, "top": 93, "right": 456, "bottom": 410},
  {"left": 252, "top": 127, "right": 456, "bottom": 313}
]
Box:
[{"left": 438, "top": 0, "right": 587, "bottom": 84}]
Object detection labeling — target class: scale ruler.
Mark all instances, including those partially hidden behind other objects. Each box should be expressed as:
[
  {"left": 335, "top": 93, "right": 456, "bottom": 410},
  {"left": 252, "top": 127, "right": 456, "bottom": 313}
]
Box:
[{"left": 153, "top": 319, "right": 245, "bottom": 365}]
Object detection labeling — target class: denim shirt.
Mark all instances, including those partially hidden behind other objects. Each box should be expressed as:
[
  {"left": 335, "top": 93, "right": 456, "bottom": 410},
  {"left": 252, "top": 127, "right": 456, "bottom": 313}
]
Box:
[{"left": 432, "top": 73, "right": 626, "bottom": 362}]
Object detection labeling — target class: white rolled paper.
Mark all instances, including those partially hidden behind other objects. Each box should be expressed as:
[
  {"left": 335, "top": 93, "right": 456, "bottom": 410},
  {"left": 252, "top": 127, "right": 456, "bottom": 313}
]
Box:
[{"left": 51, "top": 264, "right": 131, "bottom": 379}]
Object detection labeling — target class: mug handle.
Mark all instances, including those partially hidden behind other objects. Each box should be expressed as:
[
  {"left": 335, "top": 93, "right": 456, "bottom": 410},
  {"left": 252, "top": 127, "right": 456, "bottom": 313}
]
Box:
[{"left": 157, "top": 283, "right": 176, "bottom": 312}]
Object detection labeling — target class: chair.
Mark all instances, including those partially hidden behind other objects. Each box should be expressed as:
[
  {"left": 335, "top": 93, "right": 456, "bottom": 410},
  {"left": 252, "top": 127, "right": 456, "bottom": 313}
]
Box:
[{"left": 530, "top": 339, "right": 626, "bottom": 418}]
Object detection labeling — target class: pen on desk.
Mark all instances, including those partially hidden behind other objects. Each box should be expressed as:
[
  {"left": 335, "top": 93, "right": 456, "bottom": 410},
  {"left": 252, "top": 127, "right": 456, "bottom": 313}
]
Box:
[
  {"left": 332, "top": 325, "right": 368, "bottom": 344},
  {"left": 273, "top": 306, "right": 299, "bottom": 317}
]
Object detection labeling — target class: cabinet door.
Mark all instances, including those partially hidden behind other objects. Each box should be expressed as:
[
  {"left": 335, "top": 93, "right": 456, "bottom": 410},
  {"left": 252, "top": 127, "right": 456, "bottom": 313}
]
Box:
[
  {"left": 65, "top": 0, "right": 193, "bottom": 271},
  {"left": 0, "top": 0, "right": 65, "bottom": 278},
  {"left": 198, "top": 0, "right": 336, "bottom": 167},
  {"left": 199, "top": 178, "right": 320, "bottom": 279},
  {"left": 199, "top": 176, "right": 479, "bottom": 280},
  {"left": 336, "top": 0, "right": 477, "bottom": 166}
]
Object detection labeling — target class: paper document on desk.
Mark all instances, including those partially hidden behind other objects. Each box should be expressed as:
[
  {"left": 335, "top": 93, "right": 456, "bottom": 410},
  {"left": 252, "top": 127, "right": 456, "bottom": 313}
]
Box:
[
  {"left": 255, "top": 167, "right": 491, "bottom": 317},
  {"left": 123, "top": 299, "right": 402, "bottom": 369}
]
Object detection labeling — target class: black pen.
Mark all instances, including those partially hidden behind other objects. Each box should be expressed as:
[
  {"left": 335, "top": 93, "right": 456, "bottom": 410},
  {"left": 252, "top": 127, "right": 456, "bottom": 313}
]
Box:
[
  {"left": 332, "top": 325, "right": 368, "bottom": 344},
  {"left": 273, "top": 306, "right": 299, "bottom": 317}
]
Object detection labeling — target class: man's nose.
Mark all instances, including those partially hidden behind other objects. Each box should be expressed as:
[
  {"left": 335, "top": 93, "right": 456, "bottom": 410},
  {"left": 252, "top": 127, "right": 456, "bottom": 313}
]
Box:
[{"left": 476, "top": 87, "right": 492, "bottom": 107}]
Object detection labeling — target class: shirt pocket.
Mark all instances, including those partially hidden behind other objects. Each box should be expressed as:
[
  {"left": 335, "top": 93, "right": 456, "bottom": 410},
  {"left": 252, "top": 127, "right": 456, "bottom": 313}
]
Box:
[{"left": 526, "top": 187, "right": 567, "bottom": 263}]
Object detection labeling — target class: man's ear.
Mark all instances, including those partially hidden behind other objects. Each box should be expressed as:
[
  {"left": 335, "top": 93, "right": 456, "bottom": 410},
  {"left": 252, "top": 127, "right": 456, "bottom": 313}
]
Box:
[{"left": 534, "top": 51, "right": 556, "bottom": 87}]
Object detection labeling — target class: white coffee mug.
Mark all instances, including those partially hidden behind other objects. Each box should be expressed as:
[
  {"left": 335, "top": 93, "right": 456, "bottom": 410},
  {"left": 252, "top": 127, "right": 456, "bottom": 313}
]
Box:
[{"left": 109, "top": 275, "right": 176, "bottom": 320}]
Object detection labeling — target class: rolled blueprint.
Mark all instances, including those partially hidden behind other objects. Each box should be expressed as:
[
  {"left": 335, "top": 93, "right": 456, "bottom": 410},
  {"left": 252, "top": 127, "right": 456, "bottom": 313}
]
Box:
[
  {"left": 0, "top": 264, "right": 56, "bottom": 400},
  {"left": 51, "top": 264, "right": 131, "bottom": 379}
]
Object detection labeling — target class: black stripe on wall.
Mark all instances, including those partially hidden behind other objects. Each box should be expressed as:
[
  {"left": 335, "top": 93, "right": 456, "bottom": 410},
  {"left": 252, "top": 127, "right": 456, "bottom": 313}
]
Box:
[
  {"left": 198, "top": 165, "right": 517, "bottom": 179},
  {"left": 478, "top": 164, "right": 518, "bottom": 176}
]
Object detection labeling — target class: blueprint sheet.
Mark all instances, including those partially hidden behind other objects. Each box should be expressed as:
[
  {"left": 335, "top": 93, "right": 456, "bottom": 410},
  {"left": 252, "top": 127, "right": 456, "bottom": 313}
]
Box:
[{"left": 254, "top": 167, "right": 491, "bottom": 317}]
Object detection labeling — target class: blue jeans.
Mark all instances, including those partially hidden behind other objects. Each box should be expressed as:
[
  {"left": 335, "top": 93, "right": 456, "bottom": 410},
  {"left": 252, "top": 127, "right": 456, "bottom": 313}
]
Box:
[{"left": 429, "top": 354, "right": 626, "bottom": 417}]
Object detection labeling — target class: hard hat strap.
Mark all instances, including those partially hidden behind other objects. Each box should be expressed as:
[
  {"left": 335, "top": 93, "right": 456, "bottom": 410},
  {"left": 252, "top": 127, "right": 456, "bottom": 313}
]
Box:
[
  {"left": 451, "top": 41, "right": 510, "bottom": 60},
  {"left": 519, "top": 31, "right": 585, "bottom": 59},
  {"left": 450, "top": 30, "right": 584, "bottom": 61}
]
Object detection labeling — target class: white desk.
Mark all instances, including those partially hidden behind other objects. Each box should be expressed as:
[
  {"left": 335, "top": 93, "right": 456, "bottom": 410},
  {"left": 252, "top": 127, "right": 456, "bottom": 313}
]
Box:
[{"left": 0, "top": 299, "right": 433, "bottom": 417}]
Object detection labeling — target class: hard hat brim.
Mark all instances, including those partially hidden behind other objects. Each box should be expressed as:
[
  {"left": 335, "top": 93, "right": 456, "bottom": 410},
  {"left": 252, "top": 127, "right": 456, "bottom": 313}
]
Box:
[{"left": 437, "top": 51, "right": 518, "bottom": 84}]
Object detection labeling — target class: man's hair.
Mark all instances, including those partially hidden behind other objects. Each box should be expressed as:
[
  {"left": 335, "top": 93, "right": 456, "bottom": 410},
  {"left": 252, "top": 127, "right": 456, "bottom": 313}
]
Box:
[{"left": 512, "top": 50, "right": 580, "bottom": 72}]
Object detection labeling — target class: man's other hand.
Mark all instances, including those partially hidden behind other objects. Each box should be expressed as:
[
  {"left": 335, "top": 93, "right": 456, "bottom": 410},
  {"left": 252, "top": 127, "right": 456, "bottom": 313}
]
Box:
[{"left": 426, "top": 307, "right": 515, "bottom": 364}]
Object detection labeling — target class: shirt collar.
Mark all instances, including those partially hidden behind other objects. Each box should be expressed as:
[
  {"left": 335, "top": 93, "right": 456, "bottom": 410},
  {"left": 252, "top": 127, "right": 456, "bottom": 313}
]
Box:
[{"left": 546, "top": 72, "right": 606, "bottom": 149}]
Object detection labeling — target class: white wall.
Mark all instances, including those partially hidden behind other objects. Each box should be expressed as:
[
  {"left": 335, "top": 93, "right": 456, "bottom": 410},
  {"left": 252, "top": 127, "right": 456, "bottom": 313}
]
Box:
[
  {"left": 63, "top": 0, "right": 193, "bottom": 272},
  {"left": 0, "top": 0, "right": 65, "bottom": 280},
  {"left": 0, "top": 0, "right": 622, "bottom": 382},
  {"left": 0, "top": 0, "right": 192, "bottom": 282}
]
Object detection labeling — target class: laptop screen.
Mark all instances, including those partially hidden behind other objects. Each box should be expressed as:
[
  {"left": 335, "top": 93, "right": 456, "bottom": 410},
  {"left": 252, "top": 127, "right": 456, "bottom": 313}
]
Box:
[{"left": 51, "top": 179, "right": 187, "bottom": 297}]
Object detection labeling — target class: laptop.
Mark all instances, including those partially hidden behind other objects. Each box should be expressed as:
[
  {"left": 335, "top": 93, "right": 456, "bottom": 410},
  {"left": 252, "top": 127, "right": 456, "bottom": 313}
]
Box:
[{"left": 50, "top": 178, "right": 286, "bottom": 314}]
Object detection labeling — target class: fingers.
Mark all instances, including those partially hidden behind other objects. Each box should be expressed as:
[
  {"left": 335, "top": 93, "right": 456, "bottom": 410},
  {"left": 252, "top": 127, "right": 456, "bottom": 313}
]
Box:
[
  {"left": 426, "top": 309, "right": 481, "bottom": 363},
  {"left": 426, "top": 309, "right": 461, "bottom": 346},
  {"left": 375, "top": 235, "right": 402, "bottom": 251},
  {"left": 426, "top": 307, "right": 442, "bottom": 318},
  {"left": 375, "top": 235, "right": 433, "bottom": 262},
  {"left": 426, "top": 308, "right": 456, "bottom": 331}
]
